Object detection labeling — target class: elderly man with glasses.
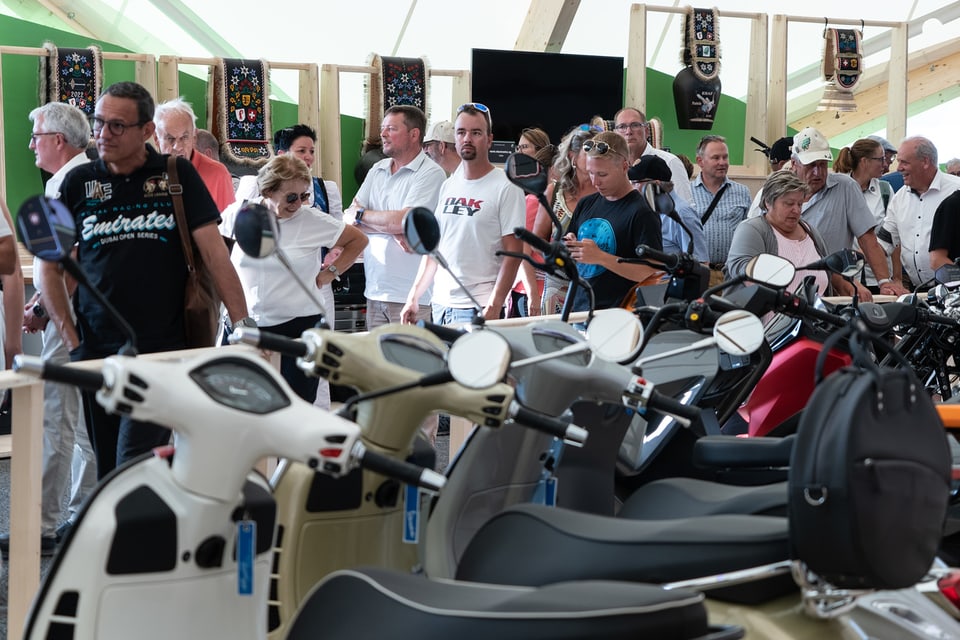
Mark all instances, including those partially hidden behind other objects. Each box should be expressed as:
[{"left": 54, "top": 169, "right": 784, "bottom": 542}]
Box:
[
  {"left": 39, "top": 81, "right": 251, "bottom": 479},
  {"left": 612, "top": 107, "right": 693, "bottom": 203},
  {"left": 561, "top": 131, "right": 662, "bottom": 312}
]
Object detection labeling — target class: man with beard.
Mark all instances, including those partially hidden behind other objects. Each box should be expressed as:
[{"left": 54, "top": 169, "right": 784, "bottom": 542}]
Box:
[{"left": 401, "top": 103, "right": 525, "bottom": 324}]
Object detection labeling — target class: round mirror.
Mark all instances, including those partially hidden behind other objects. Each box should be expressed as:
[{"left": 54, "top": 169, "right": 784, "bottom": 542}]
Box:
[
  {"left": 824, "top": 249, "right": 865, "bottom": 279},
  {"left": 447, "top": 330, "right": 512, "bottom": 389},
  {"left": 585, "top": 308, "right": 645, "bottom": 362},
  {"left": 234, "top": 203, "right": 279, "bottom": 258},
  {"left": 504, "top": 152, "right": 549, "bottom": 197},
  {"left": 713, "top": 310, "right": 764, "bottom": 356},
  {"left": 402, "top": 207, "right": 440, "bottom": 256},
  {"left": 17, "top": 196, "right": 76, "bottom": 261},
  {"left": 745, "top": 254, "right": 795, "bottom": 288},
  {"left": 935, "top": 264, "right": 960, "bottom": 288}
]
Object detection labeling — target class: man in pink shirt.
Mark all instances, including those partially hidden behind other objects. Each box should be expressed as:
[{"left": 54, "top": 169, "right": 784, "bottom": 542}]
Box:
[{"left": 154, "top": 97, "right": 235, "bottom": 211}]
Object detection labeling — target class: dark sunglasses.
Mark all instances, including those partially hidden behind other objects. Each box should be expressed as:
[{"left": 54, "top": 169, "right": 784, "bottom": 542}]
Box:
[
  {"left": 285, "top": 191, "right": 311, "bottom": 204},
  {"left": 582, "top": 140, "right": 625, "bottom": 159}
]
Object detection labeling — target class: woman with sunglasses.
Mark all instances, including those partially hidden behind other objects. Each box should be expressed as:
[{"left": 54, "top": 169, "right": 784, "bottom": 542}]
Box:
[
  {"left": 531, "top": 125, "right": 600, "bottom": 314},
  {"left": 220, "top": 154, "right": 367, "bottom": 404}
]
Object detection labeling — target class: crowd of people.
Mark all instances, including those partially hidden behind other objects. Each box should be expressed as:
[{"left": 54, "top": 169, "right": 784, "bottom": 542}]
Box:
[{"left": 6, "top": 78, "right": 960, "bottom": 555}]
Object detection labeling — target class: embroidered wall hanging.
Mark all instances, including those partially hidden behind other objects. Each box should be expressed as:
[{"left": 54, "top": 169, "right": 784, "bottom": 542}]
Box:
[
  {"left": 210, "top": 58, "right": 273, "bottom": 166},
  {"left": 364, "top": 54, "right": 430, "bottom": 147},
  {"left": 39, "top": 42, "right": 102, "bottom": 115}
]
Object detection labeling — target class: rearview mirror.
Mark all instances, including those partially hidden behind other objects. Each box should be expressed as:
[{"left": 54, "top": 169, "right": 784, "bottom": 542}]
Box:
[
  {"left": 745, "top": 254, "right": 795, "bottom": 288},
  {"left": 234, "top": 202, "right": 279, "bottom": 258},
  {"left": 935, "top": 263, "right": 960, "bottom": 288},
  {"left": 823, "top": 249, "right": 864, "bottom": 279},
  {"left": 403, "top": 207, "right": 440, "bottom": 256},
  {"left": 447, "top": 330, "right": 511, "bottom": 389},
  {"left": 585, "top": 308, "right": 644, "bottom": 362},
  {"left": 713, "top": 310, "right": 764, "bottom": 356},
  {"left": 17, "top": 196, "right": 76, "bottom": 261},
  {"left": 504, "top": 152, "right": 549, "bottom": 197}
]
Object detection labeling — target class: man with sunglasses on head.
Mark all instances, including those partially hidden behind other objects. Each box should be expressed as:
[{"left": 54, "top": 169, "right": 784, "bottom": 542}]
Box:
[
  {"left": 613, "top": 107, "right": 693, "bottom": 203},
  {"left": 39, "top": 81, "right": 251, "bottom": 480},
  {"left": 562, "top": 131, "right": 663, "bottom": 312},
  {"left": 401, "top": 103, "right": 525, "bottom": 325}
]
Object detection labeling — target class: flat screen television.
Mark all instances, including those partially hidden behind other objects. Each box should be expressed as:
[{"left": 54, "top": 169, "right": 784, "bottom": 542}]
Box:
[{"left": 470, "top": 48, "right": 625, "bottom": 155}]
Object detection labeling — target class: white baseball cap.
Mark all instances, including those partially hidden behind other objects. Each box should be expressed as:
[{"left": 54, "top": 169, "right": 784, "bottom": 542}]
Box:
[
  {"left": 792, "top": 127, "right": 834, "bottom": 165},
  {"left": 424, "top": 120, "right": 455, "bottom": 144}
]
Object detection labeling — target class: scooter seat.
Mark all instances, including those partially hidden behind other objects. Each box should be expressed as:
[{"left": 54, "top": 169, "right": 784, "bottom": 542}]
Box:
[
  {"left": 287, "top": 567, "right": 740, "bottom": 640},
  {"left": 618, "top": 478, "right": 787, "bottom": 520},
  {"left": 456, "top": 504, "right": 788, "bottom": 587}
]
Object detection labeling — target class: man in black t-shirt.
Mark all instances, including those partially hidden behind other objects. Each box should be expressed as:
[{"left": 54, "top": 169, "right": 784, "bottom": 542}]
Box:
[
  {"left": 564, "top": 132, "right": 662, "bottom": 311},
  {"left": 929, "top": 190, "right": 960, "bottom": 273},
  {"left": 39, "top": 81, "right": 251, "bottom": 479}
]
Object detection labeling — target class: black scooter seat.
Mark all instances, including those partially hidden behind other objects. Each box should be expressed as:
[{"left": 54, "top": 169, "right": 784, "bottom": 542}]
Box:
[
  {"left": 456, "top": 504, "right": 788, "bottom": 587},
  {"left": 619, "top": 478, "right": 788, "bottom": 519},
  {"left": 288, "top": 567, "right": 741, "bottom": 640}
]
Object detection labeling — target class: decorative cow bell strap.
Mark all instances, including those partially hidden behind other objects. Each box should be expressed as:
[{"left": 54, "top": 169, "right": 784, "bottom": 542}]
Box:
[{"left": 674, "top": 6, "right": 722, "bottom": 130}]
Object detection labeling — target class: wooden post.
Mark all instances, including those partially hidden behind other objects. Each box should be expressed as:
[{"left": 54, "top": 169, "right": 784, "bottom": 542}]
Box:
[
  {"left": 625, "top": 4, "right": 648, "bottom": 113},
  {"left": 7, "top": 382, "right": 44, "bottom": 640},
  {"left": 768, "top": 14, "right": 789, "bottom": 147},
  {"left": 319, "top": 64, "right": 343, "bottom": 189},
  {"left": 744, "top": 13, "right": 769, "bottom": 174},
  {"left": 887, "top": 23, "right": 909, "bottom": 147}
]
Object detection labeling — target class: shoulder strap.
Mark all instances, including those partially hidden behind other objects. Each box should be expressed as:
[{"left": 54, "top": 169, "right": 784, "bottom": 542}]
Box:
[
  {"left": 700, "top": 182, "right": 730, "bottom": 225},
  {"left": 878, "top": 179, "right": 892, "bottom": 211},
  {"left": 167, "top": 155, "right": 197, "bottom": 274}
]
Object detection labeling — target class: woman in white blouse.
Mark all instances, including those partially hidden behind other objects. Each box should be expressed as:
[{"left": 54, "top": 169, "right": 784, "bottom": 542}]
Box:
[{"left": 222, "top": 154, "right": 367, "bottom": 406}]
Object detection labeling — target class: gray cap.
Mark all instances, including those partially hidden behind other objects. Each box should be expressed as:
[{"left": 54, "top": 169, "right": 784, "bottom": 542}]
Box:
[{"left": 868, "top": 135, "right": 896, "bottom": 153}]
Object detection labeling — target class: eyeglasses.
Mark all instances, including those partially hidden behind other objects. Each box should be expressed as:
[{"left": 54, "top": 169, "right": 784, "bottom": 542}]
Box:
[
  {"left": 29, "top": 132, "right": 59, "bottom": 144},
  {"left": 614, "top": 121, "right": 647, "bottom": 133},
  {"left": 516, "top": 143, "right": 533, "bottom": 152},
  {"left": 91, "top": 116, "right": 145, "bottom": 137},
  {"left": 285, "top": 191, "right": 312, "bottom": 204},
  {"left": 582, "top": 139, "right": 625, "bottom": 159}
]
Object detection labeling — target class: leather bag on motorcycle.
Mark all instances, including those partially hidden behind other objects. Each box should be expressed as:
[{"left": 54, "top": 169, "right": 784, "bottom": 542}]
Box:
[{"left": 789, "top": 355, "right": 951, "bottom": 589}]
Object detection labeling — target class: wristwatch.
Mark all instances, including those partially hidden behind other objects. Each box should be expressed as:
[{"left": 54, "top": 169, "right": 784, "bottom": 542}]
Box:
[
  {"left": 354, "top": 207, "right": 365, "bottom": 226},
  {"left": 32, "top": 301, "right": 45, "bottom": 318},
  {"left": 326, "top": 264, "right": 341, "bottom": 281},
  {"left": 233, "top": 316, "right": 257, "bottom": 330}
]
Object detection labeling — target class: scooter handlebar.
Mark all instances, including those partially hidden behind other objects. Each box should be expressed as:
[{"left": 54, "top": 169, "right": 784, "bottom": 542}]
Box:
[
  {"left": 415, "top": 320, "right": 467, "bottom": 343},
  {"left": 646, "top": 388, "right": 701, "bottom": 426},
  {"left": 229, "top": 327, "right": 309, "bottom": 358},
  {"left": 634, "top": 244, "right": 680, "bottom": 270},
  {"left": 510, "top": 401, "right": 588, "bottom": 446},
  {"left": 355, "top": 444, "right": 446, "bottom": 493},
  {"left": 13, "top": 355, "right": 105, "bottom": 391}
]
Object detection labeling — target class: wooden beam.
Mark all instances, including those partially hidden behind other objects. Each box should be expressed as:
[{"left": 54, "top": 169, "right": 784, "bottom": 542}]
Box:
[
  {"left": 768, "top": 14, "right": 789, "bottom": 145},
  {"left": 791, "top": 37, "right": 960, "bottom": 138},
  {"left": 515, "top": 0, "right": 581, "bottom": 52},
  {"left": 625, "top": 3, "right": 648, "bottom": 114},
  {"left": 743, "top": 13, "right": 769, "bottom": 174}
]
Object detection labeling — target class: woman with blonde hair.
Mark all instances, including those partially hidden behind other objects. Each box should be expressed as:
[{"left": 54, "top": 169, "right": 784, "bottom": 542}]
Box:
[
  {"left": 530, "top": 125, "right": 600, "bottom": 314},
  {"left": 221, "top": 154, "right": 367, "bottom": 405}
]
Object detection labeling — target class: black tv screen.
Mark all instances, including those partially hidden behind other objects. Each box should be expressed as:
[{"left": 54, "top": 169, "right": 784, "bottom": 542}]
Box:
[{"left": 470, "top": 48, "right": 624, "bottom": 153}]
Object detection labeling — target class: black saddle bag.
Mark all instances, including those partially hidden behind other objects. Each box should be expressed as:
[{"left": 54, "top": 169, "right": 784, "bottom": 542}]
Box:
[{"left": 789, "top": 357, "right": 951, "bottom": 589}]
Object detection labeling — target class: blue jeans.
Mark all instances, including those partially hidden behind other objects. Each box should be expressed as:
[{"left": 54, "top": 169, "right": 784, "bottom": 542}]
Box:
[{"left": 431, "top": 304, "right": 478, "bottom": 326}]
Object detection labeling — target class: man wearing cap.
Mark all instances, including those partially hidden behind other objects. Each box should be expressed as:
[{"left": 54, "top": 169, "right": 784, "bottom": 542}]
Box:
[
  {"left": 871, "top": 134, "right": 904, "bottom": 192},
  {"left": 754, "top": 127, "right": 905, "bottom": 299},
  {"left": 423, "top": 120, "right": 460, "bottom": 175},
  {"left": 690, "top": 135, "right": 750, "bottom": 283},
  {"left": 882, "top": 136, "right": 960, "bottom": 289},
  {"left": 612, "top": 107, "right": 694, "bottom": 203},
  {"left": 344, "top": 105, "right": 446, "bottom": 328},
  {"left": 629, "top": 155, "right": 708, "bottom": 262},
  {"left": 768, "top": 136, "right": 794, "bottom": 172},
  {"left": 562, "top": 132, "right": 663, "bottom": 311}
]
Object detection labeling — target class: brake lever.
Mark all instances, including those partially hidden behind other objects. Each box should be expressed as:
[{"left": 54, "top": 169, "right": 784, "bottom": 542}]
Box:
[{"left": 495, "top": 250, "right": 560, "bottom": 278}]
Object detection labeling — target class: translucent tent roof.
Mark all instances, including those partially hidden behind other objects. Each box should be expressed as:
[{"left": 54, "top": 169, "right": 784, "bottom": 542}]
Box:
[{"left": 5, "top": 0, "right": 960, "bottom": 153}]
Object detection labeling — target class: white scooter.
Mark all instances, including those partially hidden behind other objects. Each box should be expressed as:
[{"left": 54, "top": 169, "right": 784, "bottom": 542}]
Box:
[{"left": 15, "top": 195, "right": 733, "bottom": 640}]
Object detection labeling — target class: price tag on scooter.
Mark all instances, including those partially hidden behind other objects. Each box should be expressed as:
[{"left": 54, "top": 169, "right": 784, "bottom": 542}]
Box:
[
  {"left": 403, "top": 484, "right": 420, "bottom": 544},
  {"left": 237, "top": 520, "right": 256, "bottom": 596}
]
